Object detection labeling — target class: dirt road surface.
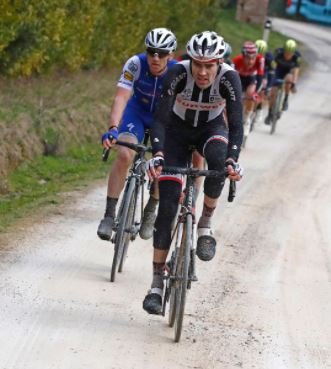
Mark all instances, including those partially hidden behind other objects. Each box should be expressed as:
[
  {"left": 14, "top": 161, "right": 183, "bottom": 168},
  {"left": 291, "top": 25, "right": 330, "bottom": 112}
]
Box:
[{"left": 1, "top": 19, "right": 330, "bottom": 369}]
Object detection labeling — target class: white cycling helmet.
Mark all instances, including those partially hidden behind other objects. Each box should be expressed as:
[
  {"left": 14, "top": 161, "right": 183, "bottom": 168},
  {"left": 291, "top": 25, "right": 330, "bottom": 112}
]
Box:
[
  {"left": 145, "top": 28, "right": 177, "bottom": 52},
  {"left": 186, "top": 31, "right": 225, "bottom": 62}
]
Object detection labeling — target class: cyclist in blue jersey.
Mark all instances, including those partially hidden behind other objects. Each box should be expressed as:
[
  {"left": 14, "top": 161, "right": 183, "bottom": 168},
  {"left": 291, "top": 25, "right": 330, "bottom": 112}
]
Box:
[
  {"left": 265, "top": 39, "right": 301, "bottom": 125},
  {"left": 97, "top": 28, "right": 177, "bottom": 241}
]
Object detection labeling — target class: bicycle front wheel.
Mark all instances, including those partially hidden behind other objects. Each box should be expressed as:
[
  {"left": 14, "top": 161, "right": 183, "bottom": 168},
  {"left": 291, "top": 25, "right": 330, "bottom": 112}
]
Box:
[
  {"left": 118, "top": 183, "right": 137, "bottom": 273},
  {"left": 110, "top": 177, "right": 136, "bottom": 282},
  {"left": 174, "top": 213, "right": 192, "bottom": 342},
  {"left": 168, "top": 244, "right": 181, "bottom": 327}
]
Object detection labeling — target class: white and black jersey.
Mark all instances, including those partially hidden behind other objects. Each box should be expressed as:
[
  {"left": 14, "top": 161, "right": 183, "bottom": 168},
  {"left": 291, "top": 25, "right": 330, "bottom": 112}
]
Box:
[
  {"left": 151, "top": 60, "right": 243, "bottom": 160},
  {"left": 173, "top": 61, "right": 231, "bottom": 125}
]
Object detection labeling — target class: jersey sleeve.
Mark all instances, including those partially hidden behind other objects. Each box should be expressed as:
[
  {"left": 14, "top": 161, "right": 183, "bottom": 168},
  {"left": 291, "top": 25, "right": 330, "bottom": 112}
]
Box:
[
  {"left": 117, "top": 55, "right": 141, "bottom": 90},
  {"left": 294, "top": 51, "right": 301, "bottom": 67},
  {"left": 219, "top": 70, "right": 243, "bottom": 161},
  {"left": 151, "top": 64, "right": 187, "bottom": 154},
  {"left": 232, "top": 55, "right": 241, "bottom": 71}
]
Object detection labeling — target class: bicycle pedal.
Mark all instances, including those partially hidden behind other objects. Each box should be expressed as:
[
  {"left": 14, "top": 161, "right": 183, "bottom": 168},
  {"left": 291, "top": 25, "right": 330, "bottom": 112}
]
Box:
[{"left": 191, "top": 275, "right": 198, "bottom": 282}]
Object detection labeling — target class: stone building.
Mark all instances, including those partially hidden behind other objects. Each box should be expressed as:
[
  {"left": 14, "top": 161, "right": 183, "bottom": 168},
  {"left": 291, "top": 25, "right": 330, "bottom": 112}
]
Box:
[{"left": 236, "top": 0, "right": 270, "bottom": 24}]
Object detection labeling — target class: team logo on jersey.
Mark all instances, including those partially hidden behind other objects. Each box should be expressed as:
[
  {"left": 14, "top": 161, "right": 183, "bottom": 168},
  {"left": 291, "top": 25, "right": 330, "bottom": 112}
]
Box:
[
  {"left": 182, "top": 89, "right": 192, "bottom": 100},
  {"left": 220, "top": 76, "right": 236, "bottom": 101},
  {"left": 127, "top": 123, "right": 135, "bottom": 132},
  {"left": 124, "top": 71, "right": 134, "bottom": 81},
  {"left": 128, "top": 61, "right": 138, "bottom": 73},
  {"left": 176, "top": 96, "right": 225, "bottom": 110}
]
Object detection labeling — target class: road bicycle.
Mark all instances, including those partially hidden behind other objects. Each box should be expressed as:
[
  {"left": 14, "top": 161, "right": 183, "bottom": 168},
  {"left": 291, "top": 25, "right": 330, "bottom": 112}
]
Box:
[
  {"left": 161, "top": 164, "right": 236, "bottom": 342},
  {"left": 242, "top": 92, "right": 262, "bottom": 148},
  {"left": 269, "top": 79, "right": 285, "bottom": 135},
  {"left": 102, "top": 135, "right": 151, "bottom": 282}
]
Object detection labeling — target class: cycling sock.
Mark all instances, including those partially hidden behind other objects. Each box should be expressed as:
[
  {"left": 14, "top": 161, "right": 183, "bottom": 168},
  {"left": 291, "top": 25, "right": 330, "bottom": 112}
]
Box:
[
  {"left": 151, "top": 262, "right": 165, "bottom": 290},
  {"left": 198, "top": 203, "right": 216, "bottom": 229},
  {"left": 145, "top": 196, "right": 159, "bottom": 213},
  {"left": 244, "top": 110, "right": 253, "bottom": 122},
  {"left": 104, "top": 197, "right": 118, "bottom": 218},
  {"left": 284, "top": 94, "right": 289, "bottom": 102}
]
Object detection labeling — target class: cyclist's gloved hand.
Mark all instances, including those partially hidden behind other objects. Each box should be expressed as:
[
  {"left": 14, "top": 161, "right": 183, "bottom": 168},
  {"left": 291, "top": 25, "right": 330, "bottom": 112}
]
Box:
[
  {"left": 225, "top": 158, "right": 244, "bottom": 181},
  {"left": 291, "top": 82, "right": 297, "bottom": 93},
  {"left": 145, "top": 154, "right": 164, "bottom": 181},
  {"left": 101, "top": 127, "right": 118, "bottom": 148}
]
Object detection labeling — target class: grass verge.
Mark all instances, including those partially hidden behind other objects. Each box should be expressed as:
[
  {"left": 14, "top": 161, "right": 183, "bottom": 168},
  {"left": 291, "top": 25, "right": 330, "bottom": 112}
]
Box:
[{"left": 0, "top": 144, "right": 114, "bottom": 232}]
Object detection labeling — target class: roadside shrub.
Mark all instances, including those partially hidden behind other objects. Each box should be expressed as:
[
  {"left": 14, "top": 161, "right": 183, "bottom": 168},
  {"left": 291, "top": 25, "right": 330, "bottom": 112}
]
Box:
[{"left": 0, "top": 0, "right": 223, "bottom": 76}]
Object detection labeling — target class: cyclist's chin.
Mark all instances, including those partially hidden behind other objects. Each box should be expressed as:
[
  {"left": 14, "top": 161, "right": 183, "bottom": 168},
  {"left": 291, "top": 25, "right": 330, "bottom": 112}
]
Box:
[
  {"left": 150, "top": 64, "right": 163, "bottom": 76},
  {"left": 195, "top": 80, "right": 211, "bottom": 89}
]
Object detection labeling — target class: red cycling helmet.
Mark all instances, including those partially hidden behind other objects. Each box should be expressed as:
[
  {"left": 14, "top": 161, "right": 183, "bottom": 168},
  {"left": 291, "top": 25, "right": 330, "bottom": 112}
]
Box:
[{"left": 242, "top": 41, "right": 258, "bottom": 56}]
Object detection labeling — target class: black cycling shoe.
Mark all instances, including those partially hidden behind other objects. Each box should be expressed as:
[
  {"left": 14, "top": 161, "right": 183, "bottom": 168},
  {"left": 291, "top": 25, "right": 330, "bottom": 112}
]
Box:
[
  {"left": 264, "top": 114, "right": 271, "bottom": 125},
  {"left": 143, "top": 290, "right": 163, "bottom": 315},
  {"left": 196, "top": 228, "right": 216, "bottom": 261},
  {"left": 282, "top": 99, "right": 289, "bottom": 111},
  {"left": 97, "top": 216, "right": 114, "bottom": 241}
]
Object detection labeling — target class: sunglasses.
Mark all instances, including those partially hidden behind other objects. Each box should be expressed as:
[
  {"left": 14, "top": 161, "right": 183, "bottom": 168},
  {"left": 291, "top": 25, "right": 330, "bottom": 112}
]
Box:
[{"left": 146, "top": 48, "right": 170, "bottom": 58}]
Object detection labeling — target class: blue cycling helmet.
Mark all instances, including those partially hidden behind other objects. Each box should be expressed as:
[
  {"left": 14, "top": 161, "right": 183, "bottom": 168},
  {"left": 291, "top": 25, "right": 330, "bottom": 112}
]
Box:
[{"left": 223, "top": 42, "right": 232, "bottom": 58}]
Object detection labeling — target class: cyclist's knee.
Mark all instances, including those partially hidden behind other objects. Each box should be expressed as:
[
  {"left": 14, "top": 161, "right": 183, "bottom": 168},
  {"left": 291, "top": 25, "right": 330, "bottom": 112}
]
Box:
[
  {"left": 246, "top": 84, "right": 256, "bottom": 98},
  {"left": 204, "top": 139, "right": 227, "bottom": 169},
  {"left": 116, "top": 146, "right": 135, "bottom": 167}
]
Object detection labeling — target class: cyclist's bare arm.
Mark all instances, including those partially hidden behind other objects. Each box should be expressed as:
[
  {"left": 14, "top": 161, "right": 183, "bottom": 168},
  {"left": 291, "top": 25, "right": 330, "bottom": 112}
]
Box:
[
  {"left": 292, "top": 67, "right": 299, "bottom": 84},
  {"left": 109, "top": 87, "right": 132, "bottom": 128}
]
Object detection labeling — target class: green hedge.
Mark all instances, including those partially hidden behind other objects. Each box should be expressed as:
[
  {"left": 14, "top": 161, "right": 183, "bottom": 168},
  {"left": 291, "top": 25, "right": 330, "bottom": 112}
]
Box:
[{"left": 0, "top": 0, "right": 223, "bottom": 76}]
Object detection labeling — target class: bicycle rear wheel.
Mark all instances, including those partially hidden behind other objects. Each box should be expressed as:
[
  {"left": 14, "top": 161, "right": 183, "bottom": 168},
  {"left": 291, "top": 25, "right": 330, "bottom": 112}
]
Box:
[
  {"left": 174, "top": 213, "right": 192, "bottom": 342},
  {"left": 110, "top": 178, "right": 136, "bottom": 282}
]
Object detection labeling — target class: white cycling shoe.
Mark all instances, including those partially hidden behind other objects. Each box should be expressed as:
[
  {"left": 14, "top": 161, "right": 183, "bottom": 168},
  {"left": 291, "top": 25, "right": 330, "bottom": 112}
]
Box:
[{"left": 196, "top": 227, "right": 216, "bottom": 261}]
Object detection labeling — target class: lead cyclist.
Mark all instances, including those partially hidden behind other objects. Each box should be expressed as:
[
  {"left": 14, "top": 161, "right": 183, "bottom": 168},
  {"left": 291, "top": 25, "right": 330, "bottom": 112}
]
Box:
[{"left": 142, "top": 31, "right": 244, "bottom": 315}]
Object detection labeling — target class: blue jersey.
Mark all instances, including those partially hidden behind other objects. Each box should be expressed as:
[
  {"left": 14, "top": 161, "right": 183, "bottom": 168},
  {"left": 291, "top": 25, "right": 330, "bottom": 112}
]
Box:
[
  {"left": 117, "top": 53, "right": 177, "bottom": 142},
  {"left": 274, "top": 48, "right": 301, "bottom": 75},
  {"left": 118, "top": 53, "right": 177, "bottom": 114}
]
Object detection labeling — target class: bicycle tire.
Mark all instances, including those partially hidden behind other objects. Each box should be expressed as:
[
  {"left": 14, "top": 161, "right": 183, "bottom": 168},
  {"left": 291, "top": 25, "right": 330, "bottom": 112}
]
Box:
[
  {"left": 118, "top": 184, "right": 137, "bottom": 273},
  {"left": 167, "top": 219, "right": 183, "bottom": 326},
  {"left": 250, "top": 110, "right": 257, "bottom": 132},
  {"left": 174, "top": 213, "right": 192, "bottom": 342},
  {"left": 110, "top": 177, "right": 136, "bottom": 282},
  {"left": 242, "top": 134, "right": 247, "bottom": 149},
  {"left": 168, "top": 246, "right": 180, "bottom": 327},
  {"left": 270, "top": 88, "right": 283, "bottom": 135}
]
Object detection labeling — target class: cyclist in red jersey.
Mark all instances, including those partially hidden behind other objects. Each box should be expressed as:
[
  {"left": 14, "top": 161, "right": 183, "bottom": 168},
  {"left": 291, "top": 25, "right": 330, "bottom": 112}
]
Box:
[{"left": 233, "top": 41, "right": 265, "bottom": 142}]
